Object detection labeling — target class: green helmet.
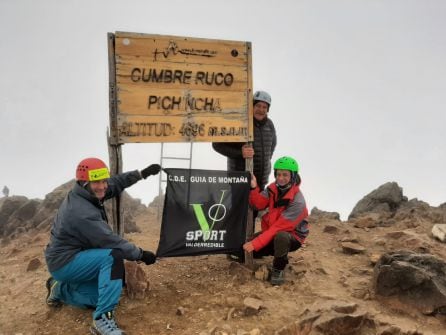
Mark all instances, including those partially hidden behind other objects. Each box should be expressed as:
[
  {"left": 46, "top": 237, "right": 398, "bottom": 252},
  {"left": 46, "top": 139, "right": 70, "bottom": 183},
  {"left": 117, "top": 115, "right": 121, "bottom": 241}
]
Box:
[{"left": 274, "top": 156, "right": 299, "bottom": 173}]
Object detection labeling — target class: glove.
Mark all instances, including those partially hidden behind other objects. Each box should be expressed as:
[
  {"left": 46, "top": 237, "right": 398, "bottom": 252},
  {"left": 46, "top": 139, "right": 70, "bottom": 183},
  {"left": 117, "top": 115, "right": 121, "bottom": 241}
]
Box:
[
  {"left": 140, "top": 250, "right": 156, "bottom": 265},
  {"left": 140, "top": 164, "right": 161, "bottom": 179}
]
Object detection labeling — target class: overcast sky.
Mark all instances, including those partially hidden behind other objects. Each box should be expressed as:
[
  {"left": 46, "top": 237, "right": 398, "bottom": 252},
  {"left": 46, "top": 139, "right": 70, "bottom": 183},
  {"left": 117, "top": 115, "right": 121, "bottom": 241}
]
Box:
[{"left": 1, "top": 0, "right": 445, "bottom": 219}]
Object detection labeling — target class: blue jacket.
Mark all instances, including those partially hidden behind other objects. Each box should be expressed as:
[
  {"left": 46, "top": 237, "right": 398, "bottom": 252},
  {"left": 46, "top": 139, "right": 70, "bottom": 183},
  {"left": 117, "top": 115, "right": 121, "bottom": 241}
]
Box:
[{"left": 45, "top": 171, "right": 142, "bottom": 272}]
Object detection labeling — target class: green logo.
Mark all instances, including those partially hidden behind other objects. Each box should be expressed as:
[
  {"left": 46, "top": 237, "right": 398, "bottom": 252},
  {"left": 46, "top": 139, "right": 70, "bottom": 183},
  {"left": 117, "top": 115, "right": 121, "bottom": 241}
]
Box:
[{"left": 190, "top": 190, "right": 227, "bottom": 241}]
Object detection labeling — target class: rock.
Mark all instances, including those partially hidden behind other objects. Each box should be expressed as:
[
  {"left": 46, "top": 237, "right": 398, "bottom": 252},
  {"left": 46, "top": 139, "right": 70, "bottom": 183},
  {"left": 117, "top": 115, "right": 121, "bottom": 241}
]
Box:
[
  {"left": 124, "top": 261, "right": 150, "bottom": 300},
  {"left": 313, "top": 310, "right": 372, "bottom": 335},
  {"left": 277, "top": 300, "right": 375, "bottom": 335},
  {"left": 10, "top": 199, "right": 40, "bottom": 228},
  {"left": 331, "top": 302, "right": 358, "bottom": 314},
  {"left": 0, "top": 196, "right": 29, "bottom": 236},
  {"left": 432, "top": 224, "right": 446, "bottom": 242},
  {"left": 369, "top": 253, "right": 382, "bottom": 266},
  {"left": 340, "top": 236, "right": 359, "bottom": 243},
  {"left": 243, "top": 297, "right": 263, "bottom": 315},
  {"left": 373, "top": 250, "right": 446, "bottom": 314},
  {"left": 176, "top": 306, "right": 186, "bottom": 316},
  {"left": 228, "top": 262, "right": 253, "bottom": 283},
  {"left": 323, "top": 225, "right": 339, "bottom": 234},
  {"left": 275, "top": 313, "right": 319, "bottom": 335},
  {"left": 225, "top": 296, "right": 240, "bottom": 306},
  {"left": 310, "top": 207, "right": 341, "bottom": 221},
  {"left": 224, "top": 307, "right": 236, "bottom": 321},
  {"left": 243, "top": 297, "right": 263, "bottom": 310},
  {"left": 350, "top": 213, "right": 379, "bottom": 229},
  {"left": 254, "top": 264, "right": 269, "bottom": 281},
  {"left": 26, "top": 258, "right": 42, "bottom": 271},
  {"left": 386, "top": 231, "right": 407, "bottom": 240},
  {"left": 0, "top": 179, "right": 147, "bottom": 241},
  {"left": 372, "top": 237, "right": 387, "bottom": 246},
  {"left": 289, "top": 260, "right": 307, "bottom": 275},
  {"left": 349, "top": 182, "right": 407, "bottom": 219},
  {"left": 394, "top": 198, "right": 444, "bottom": 223},
  {"left": 341, "top": 242, "right": 366, "bottom": 254}
]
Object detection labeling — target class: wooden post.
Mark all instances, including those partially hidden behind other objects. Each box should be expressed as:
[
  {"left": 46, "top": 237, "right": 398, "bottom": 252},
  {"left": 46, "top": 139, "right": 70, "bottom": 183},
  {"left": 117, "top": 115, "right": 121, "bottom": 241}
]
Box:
[
  {"left": 244, "top": 155, "right": 254, "bottom": 270},
  {"left": 243, "top": 42, "right": 254, "bottom": 270},
  {"left": 107, "top": 33, "right": 124, "bottom": 236}
]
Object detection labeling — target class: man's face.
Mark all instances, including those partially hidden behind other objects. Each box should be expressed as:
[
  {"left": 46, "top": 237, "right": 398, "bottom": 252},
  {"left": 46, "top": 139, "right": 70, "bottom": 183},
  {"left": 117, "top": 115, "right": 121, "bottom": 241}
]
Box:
[
  {"left": 253, "top": 101, "right": 269, "bottom": 121},
  {"left": 275, "top": 170, "right": 291, "bottom": 186},
  {"left": 89, "top": 180, "right": 108, "bottom": 200}
]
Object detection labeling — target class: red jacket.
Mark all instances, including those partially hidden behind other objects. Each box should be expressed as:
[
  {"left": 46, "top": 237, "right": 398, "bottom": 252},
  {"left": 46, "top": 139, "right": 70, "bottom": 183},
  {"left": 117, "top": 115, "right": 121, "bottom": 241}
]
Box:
[{"left": 249, "top": 182, "right": 309, "bottom": 251}]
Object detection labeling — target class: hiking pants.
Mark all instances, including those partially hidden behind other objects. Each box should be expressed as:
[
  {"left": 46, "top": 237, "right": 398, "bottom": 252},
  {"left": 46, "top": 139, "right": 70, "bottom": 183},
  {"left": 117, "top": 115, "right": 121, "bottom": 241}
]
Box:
[
  {"left": 253, "top": 231, "right": 301, "bottom": 270},
  {"left": 50, "top": 248, "right": 124, "bottom": 319}
]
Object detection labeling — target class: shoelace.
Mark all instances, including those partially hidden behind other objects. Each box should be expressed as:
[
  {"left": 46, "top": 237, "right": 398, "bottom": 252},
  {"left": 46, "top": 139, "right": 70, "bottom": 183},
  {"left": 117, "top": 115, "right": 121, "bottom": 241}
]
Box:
[{"left": 99, "top": 313, "right": 119, "bottom": 331}]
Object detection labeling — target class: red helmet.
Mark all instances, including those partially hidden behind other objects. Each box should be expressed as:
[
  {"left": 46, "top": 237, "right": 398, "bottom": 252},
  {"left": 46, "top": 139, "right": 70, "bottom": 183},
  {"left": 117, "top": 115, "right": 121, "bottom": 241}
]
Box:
[{"left": 76, "top": 158, "right": 110, "bottom": 181}]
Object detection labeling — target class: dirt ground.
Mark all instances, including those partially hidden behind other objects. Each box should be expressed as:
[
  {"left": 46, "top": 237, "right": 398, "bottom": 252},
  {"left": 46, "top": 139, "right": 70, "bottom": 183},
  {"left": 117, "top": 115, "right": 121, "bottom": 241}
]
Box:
[{"left": 1, "top": 208, "right": 445, "bottom": 335}]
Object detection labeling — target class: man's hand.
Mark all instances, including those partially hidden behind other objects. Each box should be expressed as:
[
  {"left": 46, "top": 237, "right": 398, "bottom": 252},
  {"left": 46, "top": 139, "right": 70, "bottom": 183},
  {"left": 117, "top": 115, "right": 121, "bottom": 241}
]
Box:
[
  {"left": 242, "top": 144, "right": 254, "bottom": 158},
  {"left": 243, "top": 241, "right": 254, "bottom": 253},
  {"left": 250, "top": 173, "right": 258, "bottom": 189},
  {"left": 140, "top": 250, "right": 156, "bottom": 265},
  {"left": 141, "top": 164, "right": 161, "bottom": 179}
]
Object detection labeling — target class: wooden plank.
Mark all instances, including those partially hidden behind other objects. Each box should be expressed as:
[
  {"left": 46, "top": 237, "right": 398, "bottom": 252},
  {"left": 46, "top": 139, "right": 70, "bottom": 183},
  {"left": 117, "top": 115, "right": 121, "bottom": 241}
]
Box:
[
  {"left": 117, "top": 114, "right": 250, "bottom": 143},
  {"left": 112, "top": 32, "right": 252, "bottom": 144},
  {"left": 115, "top": 32, "right": 248, "bottom": 66},
  {"left": 116, "top": 60, "right": 248, "bottom": 91},
  {"left": 117, "top": 88, "right": 248, "bottom": 116}
]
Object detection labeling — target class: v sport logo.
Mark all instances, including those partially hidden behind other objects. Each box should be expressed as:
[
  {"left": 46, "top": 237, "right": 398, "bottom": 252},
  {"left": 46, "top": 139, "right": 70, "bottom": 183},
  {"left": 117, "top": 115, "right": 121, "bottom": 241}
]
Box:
[{"left": 188, "top": 190, "right": 228, "bottom": 242}]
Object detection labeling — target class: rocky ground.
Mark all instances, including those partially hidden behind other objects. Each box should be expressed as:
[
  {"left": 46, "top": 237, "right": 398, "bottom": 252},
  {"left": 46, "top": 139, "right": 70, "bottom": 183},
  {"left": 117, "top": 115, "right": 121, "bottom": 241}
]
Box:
[{"left": 1, "top": 182, "right": 446, "bottom": 335}]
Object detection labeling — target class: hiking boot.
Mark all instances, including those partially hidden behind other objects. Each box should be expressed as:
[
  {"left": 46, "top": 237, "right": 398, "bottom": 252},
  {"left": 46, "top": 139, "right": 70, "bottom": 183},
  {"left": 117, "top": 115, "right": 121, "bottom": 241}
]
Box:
[
  {"left": 46, "top": 277, "right": 62, "bottom": 307},
  {"left": 270, "top": 268, "right": 285, "bottom": 286},
  {"left": 90, "top": 311, "right": 125, "bottom": 335}
]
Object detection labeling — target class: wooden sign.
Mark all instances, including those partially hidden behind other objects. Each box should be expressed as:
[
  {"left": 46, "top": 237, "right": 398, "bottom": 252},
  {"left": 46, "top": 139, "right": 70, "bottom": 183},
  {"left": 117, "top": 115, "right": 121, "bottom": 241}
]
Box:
[{"left": 111, "top": 32, "right": 253, "bottom": 143}]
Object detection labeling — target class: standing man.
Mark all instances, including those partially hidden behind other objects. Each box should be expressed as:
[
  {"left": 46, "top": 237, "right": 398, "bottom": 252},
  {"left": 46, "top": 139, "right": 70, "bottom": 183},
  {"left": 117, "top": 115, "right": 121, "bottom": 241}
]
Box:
[
  {"left": 213, "top": 91, "right": 277, "bottom": 262},
  {"left": 45, "top": 157, "right": 161, "bottom": 335},
  {"left": 212, "top": 90, "right": 277, "bottom": 191}
]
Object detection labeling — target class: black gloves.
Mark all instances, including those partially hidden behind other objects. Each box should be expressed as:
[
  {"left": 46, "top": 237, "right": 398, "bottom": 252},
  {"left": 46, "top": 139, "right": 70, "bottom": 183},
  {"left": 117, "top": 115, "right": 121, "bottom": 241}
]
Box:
[
  {"left": 140, "top": 250, "right": 156, "bottom": 265},
  {"left": 140, "top": 164, "right": 161, "bottom": 179}
]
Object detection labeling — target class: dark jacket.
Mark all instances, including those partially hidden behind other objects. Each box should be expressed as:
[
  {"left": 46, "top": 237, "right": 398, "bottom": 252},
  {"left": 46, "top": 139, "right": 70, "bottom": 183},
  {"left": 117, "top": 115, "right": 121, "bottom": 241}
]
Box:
[
  {"left": 45, "top": 171, "right": 142, "bottom": 272},
  {"left": 212, "top": 117, "right": 277, "bottom": 189},
  {"left": 249, "top": 182, "right": 309, "bottom": 251}
]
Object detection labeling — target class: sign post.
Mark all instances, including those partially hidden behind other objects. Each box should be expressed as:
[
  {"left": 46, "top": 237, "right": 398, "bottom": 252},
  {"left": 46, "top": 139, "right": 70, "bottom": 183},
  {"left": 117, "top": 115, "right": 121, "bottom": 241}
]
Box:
[{"left": 108, "top": 32, "right": 253, "bottom": 264}]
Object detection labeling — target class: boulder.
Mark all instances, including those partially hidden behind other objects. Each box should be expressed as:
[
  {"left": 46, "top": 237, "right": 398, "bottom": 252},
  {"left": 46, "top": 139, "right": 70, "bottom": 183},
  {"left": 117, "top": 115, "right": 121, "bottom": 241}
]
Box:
[
  {"left": 373, "top": 250, "right": 446, "bottom": 314},
  {"left": 31, "top": 180, "right": 74, "bottom": 230},
  {"left": 431, "top": 224, "right": 446, "bottom": 243},
  {"left": 310, "top": 207, "right": 340, "bottom": 221},
  {"left": 393, "top": 198, "right": 444, "bottom": 224},
  {"left": 275, "top": 300, "right": 375, "bottom": 335},
  {"left": 0, "top": 179, "right": 147, "bottom": 240},
  {"left": 349, "top": 182, "right": 407, "bottom": 219},
  {"left": 0, "top": 196, "right": 29, "bottom": 236}
]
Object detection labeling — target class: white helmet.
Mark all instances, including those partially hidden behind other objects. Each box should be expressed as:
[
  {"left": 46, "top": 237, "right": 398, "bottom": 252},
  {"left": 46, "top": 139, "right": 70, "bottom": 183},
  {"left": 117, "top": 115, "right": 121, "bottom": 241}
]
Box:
[{"left": 253, "top": 90, "right": 271, "bottom": 106}]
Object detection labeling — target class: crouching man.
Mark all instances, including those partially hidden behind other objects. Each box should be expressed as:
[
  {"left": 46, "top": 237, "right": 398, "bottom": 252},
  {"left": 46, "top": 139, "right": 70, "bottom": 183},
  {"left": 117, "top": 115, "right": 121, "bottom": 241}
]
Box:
[
  {"left": 243, "top": 156, "right": 309, "bottom": 285},
  {"left": 45, "top": 157, "right": 161, "bottom": 335}
]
